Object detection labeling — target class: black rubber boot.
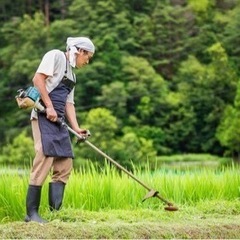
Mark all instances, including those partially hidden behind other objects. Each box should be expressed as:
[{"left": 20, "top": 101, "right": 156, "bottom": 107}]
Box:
[
  {"left": 24, "top": 185, "right": 48, "bottom": 223},
  {"left": 49, "top": 182, "right": 65, "bottom": 211}
]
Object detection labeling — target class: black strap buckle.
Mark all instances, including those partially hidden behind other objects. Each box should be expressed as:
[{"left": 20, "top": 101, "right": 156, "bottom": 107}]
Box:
[{"left": 61, "top": 76, "right": 75, "bottom": 91}]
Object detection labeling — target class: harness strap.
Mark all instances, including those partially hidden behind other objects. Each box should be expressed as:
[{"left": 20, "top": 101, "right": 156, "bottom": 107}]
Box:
[
  {"left": 61, "top": 52, "right": 75, "bottom": 91},
  {"left": 61, "top": 76, "right": 75, "bottom": 90}
]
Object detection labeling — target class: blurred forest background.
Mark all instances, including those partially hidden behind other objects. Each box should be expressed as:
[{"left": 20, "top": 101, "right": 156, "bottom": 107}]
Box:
[{"left": 0, "top": 0, "right": 240, "bottom": 168}]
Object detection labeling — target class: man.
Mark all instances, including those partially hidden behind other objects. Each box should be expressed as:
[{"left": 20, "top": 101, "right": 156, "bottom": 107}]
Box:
[{"left": 25, "top": 37, "right": 95, "bottom": 223}]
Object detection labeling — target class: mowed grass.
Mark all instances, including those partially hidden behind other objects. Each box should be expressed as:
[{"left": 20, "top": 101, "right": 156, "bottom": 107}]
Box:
[{"left": 1, "top": 202, "right": 240, "bottom": 239}]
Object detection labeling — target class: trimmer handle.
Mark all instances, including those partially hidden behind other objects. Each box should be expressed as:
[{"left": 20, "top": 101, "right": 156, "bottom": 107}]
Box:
[
  {"left": 56, "top": 117, "right": 91, "bottom": 143},
  {"left": 76, "top": 129, "right": 91, "bottom": 143}
]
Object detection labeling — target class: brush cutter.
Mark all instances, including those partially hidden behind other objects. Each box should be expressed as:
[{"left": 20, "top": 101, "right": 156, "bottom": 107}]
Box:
[
  {"left": 15, "top": 86, "right": 45, "bottom": 111},
  {"left": 63, "top": 120, "right": 178, "bottom": 211},
  {"left": 15, "top": 87, "right": 178, "bottom": 211}
]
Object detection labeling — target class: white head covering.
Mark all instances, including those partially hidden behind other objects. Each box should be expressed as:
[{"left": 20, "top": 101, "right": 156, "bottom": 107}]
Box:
[{"left": 66, "top": 37, "right": 95, "bottom": 68}]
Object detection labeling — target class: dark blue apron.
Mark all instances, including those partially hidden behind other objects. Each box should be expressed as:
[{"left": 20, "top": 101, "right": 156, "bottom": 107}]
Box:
[{"left": 38, "top": 77, "right": 75, "bottom": 158}]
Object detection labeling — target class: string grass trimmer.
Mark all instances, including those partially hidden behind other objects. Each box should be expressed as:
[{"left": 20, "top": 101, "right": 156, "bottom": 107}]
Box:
[{"left": 16, "top": 86, "right": 179, "bottom": 212}]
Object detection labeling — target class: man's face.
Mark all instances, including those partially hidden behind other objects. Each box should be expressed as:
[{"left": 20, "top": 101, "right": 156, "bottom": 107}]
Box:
[{"left": 75, "top": 50, "right": 93, "bottom": 68}]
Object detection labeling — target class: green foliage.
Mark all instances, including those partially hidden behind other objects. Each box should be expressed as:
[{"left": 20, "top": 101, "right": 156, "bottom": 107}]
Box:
[
  {"left": 142, "top": 1, "right": 196, "bottom": 79},
  {"left": 160, "top": 91, "right": 197, "bottom": 153},
  {"left": 73, "top": 108, "right": 157, "bottom": 169},
  {"left": 73, "top": 107, "right": 118, "bottom": 162},
  {"left": 216, "top": 106, "right": 240, "bottom": 155},
  {"left": 111, "top": 131, "right": 157, "bottom": 168},
  {"left": 0, "top": 130, "right": 34, "bottom": 166},
  {"left": 172, "top": 42, "right": 238, "bottom": 154},
  {"left": 46, "top": 19, "right": 79, "bottom": 50},
  {"left": 97, "top": 81, "right": 128, "bottom": 118},
  {"left": 0, "top": 0, "right": 240, "bottom": 162},
  {"left": 222, "top": 5, "right": 240, "bottom": 72},
  {"left": 187, "top": 0, "right": 212, "bottom": 12},
  {"left": 1, "top": 12, "right": 48, "bottom": 84},
  {"left": 216, "top": 80, "right": 240, "bottom": 158},
  {"left": 120, "top": 55, "right": 168, "bottom": 121}
]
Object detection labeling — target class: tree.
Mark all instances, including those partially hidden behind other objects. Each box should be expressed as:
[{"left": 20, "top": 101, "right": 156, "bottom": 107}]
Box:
[
  {"left": 73, "top": 107, "right": 119, "bottom": 163},
  {"left": 73, "top": 107, "right": 157, "bottom": 168},
  {"left": 0, "top": 0, "right": 240, "bottom": 160},
  {"left": 97, "top": 81, "right": 128, "bottom": 119},
  {"left": 120, "top": 55, "right": 168, "bottom": 122},
  {"left": 0, "top": 130, "right": 34, "bottom": 166},
  {"left": 172, "top": 43, "right": 238, "bottom": 154},
  {"left": 140, "top": 1, "right": 197, "bottom": 79},
  {"left": 111, "top": 131, "right": 157, "bottom": 169},
  {"left": 216, "top": 80, "right": 240, "bottom": 161},
  {"left": 222, "top": 6, "right": 240, "bottom": 73},
  {"left": 1, "top": 12, "right": 48, "bottom": 86},
  {"left": 0, "top": 12, "right": 49, "bottom": 143}
]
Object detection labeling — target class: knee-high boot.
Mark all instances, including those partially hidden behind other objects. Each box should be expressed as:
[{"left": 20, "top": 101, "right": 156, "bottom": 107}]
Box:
[
  {"left": 24, "top": 185, "right": 47, "bottom": 223},
  {"left": 49, "top": 182, "right": 65, "bottom": 211}
]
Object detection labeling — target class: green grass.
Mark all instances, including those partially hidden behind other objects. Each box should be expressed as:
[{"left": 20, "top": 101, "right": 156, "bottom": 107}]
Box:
[
  {"left": 156, "top": 153, "right": 229, "bottom": 162},
  {"left": 0, "top": 162, "right": 239, "bottom": 238},
  {"left": 0, "top": 162, "right": 239, "bottom": 223},
  {"left": 154, "top": 153, "right": 232, "bottom": 170}
]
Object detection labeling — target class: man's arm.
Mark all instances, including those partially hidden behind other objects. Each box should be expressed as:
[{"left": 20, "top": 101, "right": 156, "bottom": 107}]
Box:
[
  {"left": 33, "top": 73, "right": 58, "bottom": 122},
  {"left": 65, "top": 102, "right": 87, "bottom": 134}
]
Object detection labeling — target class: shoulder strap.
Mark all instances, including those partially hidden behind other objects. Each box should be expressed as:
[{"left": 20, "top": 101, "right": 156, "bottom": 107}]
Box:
[{"left": 61, "top": 51, "right": 75, "bottom": 91}]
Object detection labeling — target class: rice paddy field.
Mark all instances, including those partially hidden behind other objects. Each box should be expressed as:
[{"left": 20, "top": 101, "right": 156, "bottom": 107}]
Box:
[{"left": 0, "top": 161, "right": 239, "bottom": 239}]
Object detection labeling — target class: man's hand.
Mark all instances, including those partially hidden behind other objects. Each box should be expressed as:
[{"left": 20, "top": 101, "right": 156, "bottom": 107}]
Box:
[
  {"left": 75, "top": 128, "right": 91, "bottom": 142},
  {"left": 76, "top": 128, "right": 90, "bottom": 136},
  {"left": 46, "top": 106, "right": 58, "bottom": 122}
]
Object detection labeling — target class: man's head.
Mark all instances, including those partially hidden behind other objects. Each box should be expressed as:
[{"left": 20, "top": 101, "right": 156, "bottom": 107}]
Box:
[{"left": 66, "top": 37, "right": 95, "bottom": 68}]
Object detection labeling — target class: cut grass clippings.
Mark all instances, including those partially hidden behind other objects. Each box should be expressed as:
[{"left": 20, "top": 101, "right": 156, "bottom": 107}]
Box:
[{"left": 0, "top": 200, "right": 240, "bottom": 239}]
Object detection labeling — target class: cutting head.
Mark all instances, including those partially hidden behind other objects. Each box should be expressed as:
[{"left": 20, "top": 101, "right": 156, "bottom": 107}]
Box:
[{"left": 164, "top": 205, "right": 179, "bottom": 211}]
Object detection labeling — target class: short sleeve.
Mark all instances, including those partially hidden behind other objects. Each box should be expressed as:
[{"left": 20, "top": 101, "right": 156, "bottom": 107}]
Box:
[{"left": 36, "top": 50, "right": 60, "bottom": 77}]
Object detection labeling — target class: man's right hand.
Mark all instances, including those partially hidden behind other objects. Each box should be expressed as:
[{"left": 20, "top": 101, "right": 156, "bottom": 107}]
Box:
[{"left": 46, "top": 106, "right": 58, "bottom": 122}]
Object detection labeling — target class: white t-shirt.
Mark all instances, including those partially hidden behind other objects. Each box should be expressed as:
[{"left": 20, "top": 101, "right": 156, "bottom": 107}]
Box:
[{"left": 31, "top": 49, "right": 76, "bottom": 119}]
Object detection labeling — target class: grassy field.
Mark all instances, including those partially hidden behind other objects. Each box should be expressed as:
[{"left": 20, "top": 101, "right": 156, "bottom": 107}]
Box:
[
  {"left": 0, "top": 162, "right": 239, "bottom": 238},
  {"left": 0, "top": 201, "right": 239, "bottom": 239}
]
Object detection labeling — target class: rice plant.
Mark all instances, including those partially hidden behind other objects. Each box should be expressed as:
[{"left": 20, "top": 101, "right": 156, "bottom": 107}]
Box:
[{"left": 0, "top": 162, "right": 239, "bottom": 222}]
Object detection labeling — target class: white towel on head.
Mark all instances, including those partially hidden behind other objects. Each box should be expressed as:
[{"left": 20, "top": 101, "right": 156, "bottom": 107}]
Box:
[
  {"left": 66, "top": 37, "right": 95, "bottom": 68},
  {"left": 67, "top": 46, "right": 79, "bottom": 68}
]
